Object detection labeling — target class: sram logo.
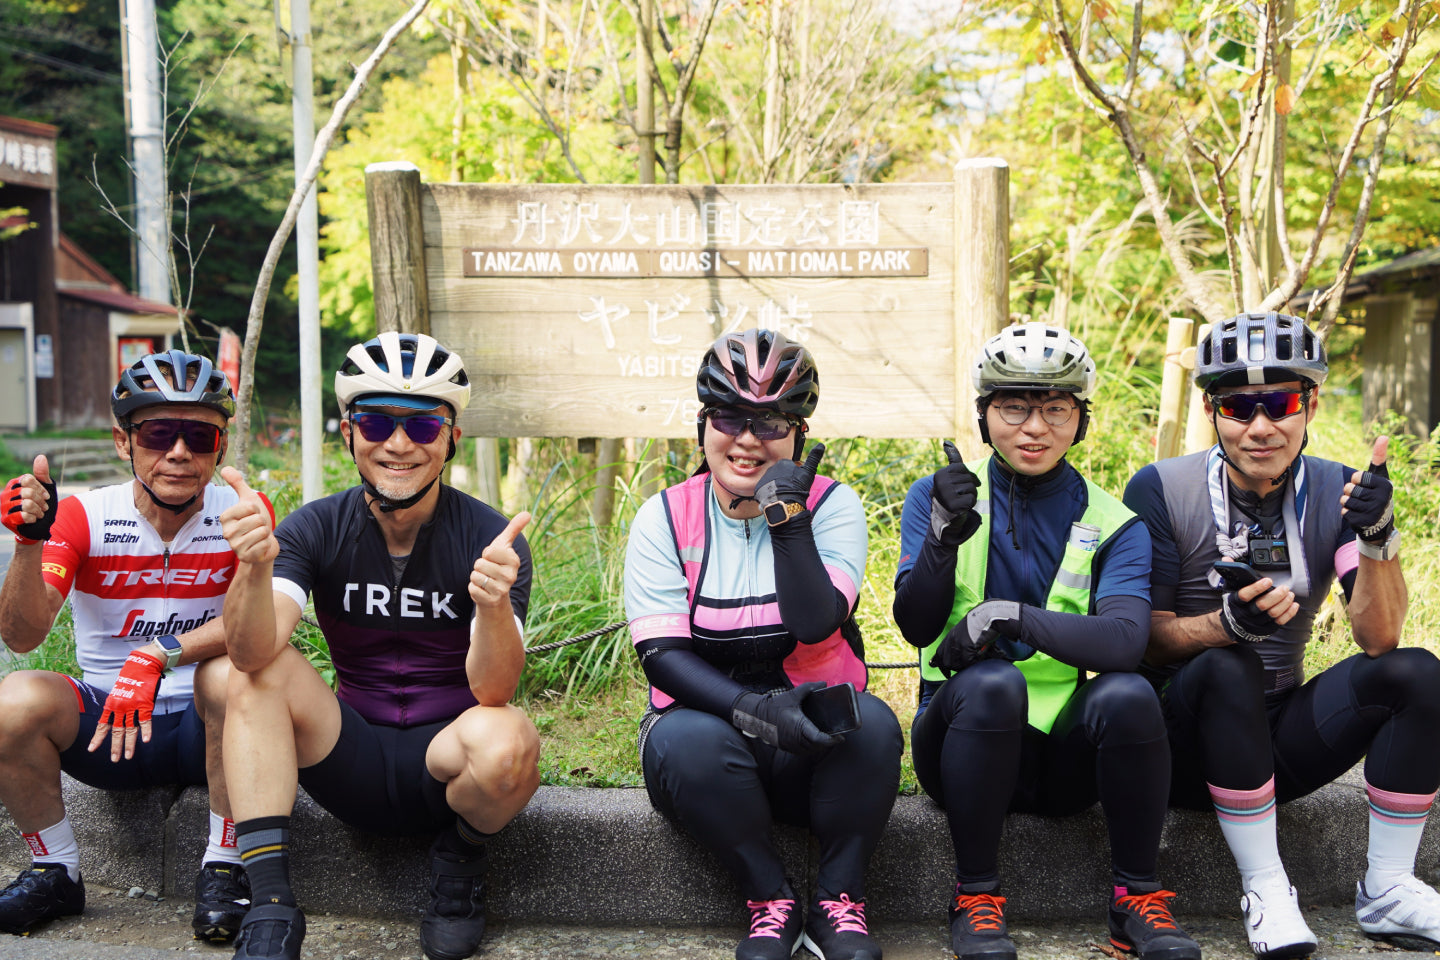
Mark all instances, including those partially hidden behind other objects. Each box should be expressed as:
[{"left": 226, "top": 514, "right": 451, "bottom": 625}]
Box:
[{"left": 97, "top": 566, "right": 231, "bottom": 587}]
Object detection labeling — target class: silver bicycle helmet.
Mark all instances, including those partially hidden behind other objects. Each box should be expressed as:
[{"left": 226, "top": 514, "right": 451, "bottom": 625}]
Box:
[
  {"left": 972, "top": 323, "right": 1097, "bottom": 400},
  {"left": 1194, "top": 313, "right": 1328, "bottom": 392}
]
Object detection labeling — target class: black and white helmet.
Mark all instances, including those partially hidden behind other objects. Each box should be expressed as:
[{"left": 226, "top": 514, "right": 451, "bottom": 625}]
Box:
[
  {"left": 1194, "top": 312, "right": 1328, "bottom": 393},
  {"left": 334, "top": 332, "right": 471, "bottom": 414},
  {"left": 973, "top": 323, "right": 1097, "bottom": 400},
  {"left": 112, "top": 350, "right": 236, "bottom": 423}
]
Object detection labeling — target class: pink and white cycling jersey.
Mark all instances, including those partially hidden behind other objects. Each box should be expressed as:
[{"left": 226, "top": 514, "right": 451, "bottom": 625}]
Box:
[{"left": 39, "top": 482, "right": 259, "bottom": 714}]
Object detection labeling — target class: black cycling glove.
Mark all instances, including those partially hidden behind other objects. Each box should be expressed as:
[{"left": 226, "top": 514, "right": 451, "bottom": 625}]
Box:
[
  {"left": 731, "top": 682, "right": 842, "bottom": 755},
  {"left": 756, "top": 444, "right": 824, "bottom": 526},
  {"left": 929, "top": 600, "right": 1023, "bottom": 677},
  {"left": 1220, "top": 589, "right": 1281, "bottom": 644},
  {"left": 930, "top": 441, "right": 982, "bottom": 546},
  {"left": 2, "top": 472, "right": 58, "bottom": 543},
  {"left": 1344, "top": 458, "right": 1395, "bottom": 543}
]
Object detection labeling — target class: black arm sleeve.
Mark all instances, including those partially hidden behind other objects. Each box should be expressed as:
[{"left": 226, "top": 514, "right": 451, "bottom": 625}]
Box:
[
  {"left": 1021, "top": 593, "right": 1151, "bottom": 672},
  {"left": 892, "top": 536, "right": 960, "bottom": 649},
  {"left": 768, "top": 511, "right": 851, "bottom": 645},
  {"left": 636, "top": 635, "right": 747, "bottom": 718}
]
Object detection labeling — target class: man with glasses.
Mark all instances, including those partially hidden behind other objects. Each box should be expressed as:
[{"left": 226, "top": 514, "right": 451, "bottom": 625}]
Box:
[
  {"left": 216, "top": 331, "right": 537, "bottom": 960},
  {"left": 1123, "top": 312, "right": 1440, "bottom": 958},
  {"left": 0, "top": 351, "right": 257, "bottom": 943},
  {"left": 894, "top": 323, "right": 1200, "bottom": 960}
]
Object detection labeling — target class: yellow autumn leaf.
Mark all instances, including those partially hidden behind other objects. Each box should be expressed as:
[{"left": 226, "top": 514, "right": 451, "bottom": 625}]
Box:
[
  {"left": 1240, "top": 69, "right": 1262, "bottom": 92},
  {"left": 1276, "top": 83, "right": 1297, "bottom": 115}
]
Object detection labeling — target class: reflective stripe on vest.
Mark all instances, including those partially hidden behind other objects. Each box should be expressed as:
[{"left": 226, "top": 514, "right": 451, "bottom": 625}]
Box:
[
  {"left": 918, "top": 456, "right": 1137, "bottom": 733},
  {"left": 651, "top": 473, "right": 868, "bottom": 710}
]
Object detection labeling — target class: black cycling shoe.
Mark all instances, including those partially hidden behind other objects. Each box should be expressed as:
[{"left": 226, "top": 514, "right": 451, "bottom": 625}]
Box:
[
  {"left": 949, "top": 887, "right": 1017, "bottom": 960},
  {"left": 192, "top": 861, "right": 250, "bottom": 943},
  {"left": 232, "top": 901, "right": 305, "bottom": 960},
  {"left": 0, "top": 863, "right": 85, "bottom": 935},
  {"left": 1109, "top": 887, "right": 1202, "bottom": 960},
  {"left": 419, "top": 841, "right": 488, "bottom": 960}
]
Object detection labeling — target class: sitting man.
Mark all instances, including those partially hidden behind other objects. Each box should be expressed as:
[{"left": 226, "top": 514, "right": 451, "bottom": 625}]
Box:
[
  {"left": 1124, "top": 312, "right": 1440, "bottom": 958},
  {"left": 218, "top": 331, "right": 539, "bottom": 960},
  {"left": 0, "top": 350, "right": 257, "bottom": 942}
]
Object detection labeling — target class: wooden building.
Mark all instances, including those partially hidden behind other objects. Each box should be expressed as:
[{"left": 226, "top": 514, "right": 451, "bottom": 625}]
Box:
[{"left": 0, "top": 114, "right": 179, "bottom": 432}]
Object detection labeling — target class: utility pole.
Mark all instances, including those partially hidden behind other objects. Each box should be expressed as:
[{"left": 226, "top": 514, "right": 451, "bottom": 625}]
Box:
[
  {"left": 118, "top": 0, "right": 169, "bottom": 306},
  {"left": 279, "top": 0, "right": 323, "bottom": 502}
]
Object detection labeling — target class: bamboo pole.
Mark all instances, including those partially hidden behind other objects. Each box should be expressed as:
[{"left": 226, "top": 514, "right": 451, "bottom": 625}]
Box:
[
  {"left": 1155, "top": 316, "right": 1194, "bottom": 461},
  {"left": 953, "top": 159, "right": 1010, "bottom": 460}
]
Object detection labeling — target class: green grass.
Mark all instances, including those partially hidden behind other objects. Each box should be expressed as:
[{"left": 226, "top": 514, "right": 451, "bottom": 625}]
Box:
[{"left": 6, "top": 389, "right": 1440, "bottom": 792}]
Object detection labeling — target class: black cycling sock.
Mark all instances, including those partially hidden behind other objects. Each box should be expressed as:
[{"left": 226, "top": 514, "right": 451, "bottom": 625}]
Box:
[
  {"left": 436, "top": 818, "right": 491, "bottom": 857},
  {"left": 236, "top": 816, "right": 295, "bottom": 908}
]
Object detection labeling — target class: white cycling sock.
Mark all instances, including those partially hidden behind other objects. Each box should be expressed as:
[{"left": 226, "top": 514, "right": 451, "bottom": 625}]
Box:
[
  {"left": 203, "top": 811, "right": 242, "bottom": 865},
  {"left": 21, "top": 816, "right": 80, "bottom": 882},
  {"left": 1209, "top": 778, "right": 1285, "bottom": 889},
  {"left": 1364, "top": 782, "right": 1437, "bottom": 893}
]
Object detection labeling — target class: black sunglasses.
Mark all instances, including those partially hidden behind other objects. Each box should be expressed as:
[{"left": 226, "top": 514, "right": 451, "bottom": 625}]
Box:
[
  {"left": 1213, "top": 391, "right": 1306, "bottom": 423},
  {"left": 129, "top": 418, "right": 223, "bottom": 454},
  {"left": 704, "top": 408, "right": 798, "bottom": 442},
  {"left": 350, "top": 412, "right": 452, "bottom": 445}
]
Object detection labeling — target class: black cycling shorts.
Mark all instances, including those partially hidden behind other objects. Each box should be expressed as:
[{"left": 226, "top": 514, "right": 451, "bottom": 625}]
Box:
[
  {"left": 58, "top": 679, "right": 208, "bottom": 790},
  {"left": 298, "top": 698, "right": 455, "bottom": 836}
]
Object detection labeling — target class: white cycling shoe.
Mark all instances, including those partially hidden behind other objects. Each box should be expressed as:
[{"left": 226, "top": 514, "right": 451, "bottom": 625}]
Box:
[
  {"left": 1240, "top": 871, "right": 1317, "bottom": 960},
  {"left": 1356, "top": 875, "right": 1440, "bottom": 950}
]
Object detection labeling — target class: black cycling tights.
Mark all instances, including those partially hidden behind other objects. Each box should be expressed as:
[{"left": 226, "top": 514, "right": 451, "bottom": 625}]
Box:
[
  {"left": 1161, "top": 645, "right": 1440, "bottom": 808},
  {"left": 642, "top": 692, "right": 903, "bottom": 900},
  {"left": 911, "top": 661, "right": 1170, "bottom": 889}
]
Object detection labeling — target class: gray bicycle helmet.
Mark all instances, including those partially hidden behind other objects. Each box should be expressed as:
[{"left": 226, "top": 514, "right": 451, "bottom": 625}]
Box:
[
  {"left": 972, "top": 323, "right": 1097, "bottom": 400},
  {"left": 1194, "top": 313, "right": 1328, "bottom": 392},
  {"left": 112, "top": 350, "right": 236, "bottom": 423}
]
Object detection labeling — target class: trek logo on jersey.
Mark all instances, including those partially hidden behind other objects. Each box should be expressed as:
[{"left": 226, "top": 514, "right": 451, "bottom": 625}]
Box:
[
  {"left": 41, "top": 562, "right": 68, "bottom": 579},
  {"left": 113, "top": 607, "right": 219, "bottom": 638},
  {"left": 342, "top": 583, "right": 458, "bottom": 620},
  {"left": 97, "top": 565, "right": 231, "bottom": 588}
]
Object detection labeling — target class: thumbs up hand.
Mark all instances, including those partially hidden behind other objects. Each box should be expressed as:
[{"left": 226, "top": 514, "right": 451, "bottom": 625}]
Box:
[
  {"left": 218, "top": 466, "right": 278, "bottom": 565},
  {"left": 930, "top": 440, "right": 982, "bottom": 546},
  {"left": 756, "top": 443, "right": 826, "bottom": 529},
  {"left": 2, "top": 455, "right": 58, "bottom": 543},
  {"left": 1341, "top": 436, "right": 1396, "bottom": 544},
  {"left": 471, "top": 511, "right": 531, "bottom": 608}
]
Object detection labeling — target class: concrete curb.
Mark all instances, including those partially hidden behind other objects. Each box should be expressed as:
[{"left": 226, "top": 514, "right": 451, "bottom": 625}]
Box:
[{"left": 2, "top": 768, "right": 1435, "bottom": 926}]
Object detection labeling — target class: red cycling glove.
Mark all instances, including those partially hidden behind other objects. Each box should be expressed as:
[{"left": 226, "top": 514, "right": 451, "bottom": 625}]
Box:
[{"left": 99, "top": 649, "right": 165, "bottom": 730}]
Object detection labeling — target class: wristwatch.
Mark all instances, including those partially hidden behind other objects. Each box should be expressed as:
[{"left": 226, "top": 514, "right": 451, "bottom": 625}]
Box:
[
  {"left": 1357, "top": 529, "right": 1402, "bottom": 562},
  {"left": 153, "top": 634, "right": 183, "bottom": 671},
  {"left": 764, "top": 500, "right": 805, "bottom": 528}
]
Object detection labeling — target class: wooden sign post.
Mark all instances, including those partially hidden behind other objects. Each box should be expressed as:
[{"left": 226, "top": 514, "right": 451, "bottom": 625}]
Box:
[{"left": 365, "top": 163, "right": 1011, "bottom": 447}]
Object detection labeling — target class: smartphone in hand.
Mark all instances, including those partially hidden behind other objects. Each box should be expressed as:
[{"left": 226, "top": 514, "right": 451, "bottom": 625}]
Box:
[
  {"left": 801, "top": 682, "right": 861, "bottom": 735},
  {"left": 1213, "top": 560, "right": 1263, "bottom": 589}
]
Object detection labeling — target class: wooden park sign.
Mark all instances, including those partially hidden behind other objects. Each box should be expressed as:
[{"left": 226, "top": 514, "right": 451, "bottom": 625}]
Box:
[{"left": 365, "top": 160, "right": 1010, "bottom": 447}]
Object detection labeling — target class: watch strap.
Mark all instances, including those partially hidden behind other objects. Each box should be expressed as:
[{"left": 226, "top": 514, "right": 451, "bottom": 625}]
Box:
[
  {"left": 1357, "top": 529, "right": 1401, "bottom": 562},
  {"left": 154, "top": 634, "right": 183, "bottom": 671}
]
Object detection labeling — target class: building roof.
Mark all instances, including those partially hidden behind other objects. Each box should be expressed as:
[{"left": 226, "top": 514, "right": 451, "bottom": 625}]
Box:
[
  {"left": 55, "top": 233, "right": 176, "bottom": 316},
  {"left": 1288, "top": 244, "right": 1440, "bottom": 310}
]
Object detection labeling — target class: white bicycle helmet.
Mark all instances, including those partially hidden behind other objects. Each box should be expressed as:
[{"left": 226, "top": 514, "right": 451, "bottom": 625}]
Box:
[
  {"left": 334, "top": 332, "right": 471, "bottom": 414},
  {"left": 972, "top": 323, "right": 1097, "bottom": 400}
]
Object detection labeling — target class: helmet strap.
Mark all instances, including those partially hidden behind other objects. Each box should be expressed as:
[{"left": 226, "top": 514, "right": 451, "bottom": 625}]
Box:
[
  {"left": 1208, "top": 390, "right": 1309, "bottom": 488},
  {"left": 346, "top": 421, "right": 444, "bottom": 513},
  {"left": 129, "top": 463, "right": 198, "bottom": 515}
]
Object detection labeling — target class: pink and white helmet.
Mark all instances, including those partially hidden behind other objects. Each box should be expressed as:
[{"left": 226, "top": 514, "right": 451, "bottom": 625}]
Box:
[{"left": 696, "top": 329, "right": 819, "bottom": 418}]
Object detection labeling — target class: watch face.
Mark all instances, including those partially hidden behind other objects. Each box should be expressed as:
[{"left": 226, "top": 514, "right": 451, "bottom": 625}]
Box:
[{"left": 764, "top": 501, "right": 788, "bottom": 525}]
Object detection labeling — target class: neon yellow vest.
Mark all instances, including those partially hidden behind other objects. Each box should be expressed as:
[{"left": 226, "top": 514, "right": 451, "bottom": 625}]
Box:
[{"left": 919, "top": 456, "right": 1138, "bottom": 733}]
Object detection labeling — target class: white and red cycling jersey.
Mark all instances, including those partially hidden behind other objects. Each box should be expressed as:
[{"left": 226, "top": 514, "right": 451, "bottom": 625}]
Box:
[{"left": 39, "top": 481, "right": 268, "bottom": 714}]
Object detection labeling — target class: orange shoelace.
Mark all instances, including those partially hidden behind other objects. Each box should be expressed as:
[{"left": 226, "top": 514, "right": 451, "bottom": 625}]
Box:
[
  {"left": 1114, "top": 889, "right": 1180, "bottom": 930},
  {"left": 954, "top": 893, "right": 1007, "bottom": 932}
]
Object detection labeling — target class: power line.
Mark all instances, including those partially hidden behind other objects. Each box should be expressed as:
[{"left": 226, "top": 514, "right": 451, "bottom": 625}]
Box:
[{"left": 0, "top": 39, "right": 121, "bottom": 83}]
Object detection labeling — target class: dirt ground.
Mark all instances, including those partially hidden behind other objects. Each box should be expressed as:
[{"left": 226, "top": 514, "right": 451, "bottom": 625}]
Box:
[{"left": 1, "top": 860, "right": 1424, "bottom": 960}]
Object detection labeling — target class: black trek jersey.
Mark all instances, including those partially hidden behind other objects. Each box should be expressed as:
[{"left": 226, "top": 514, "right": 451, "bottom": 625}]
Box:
[{"left": 272, "top": 484, "right": 531, "bottom": 727}]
